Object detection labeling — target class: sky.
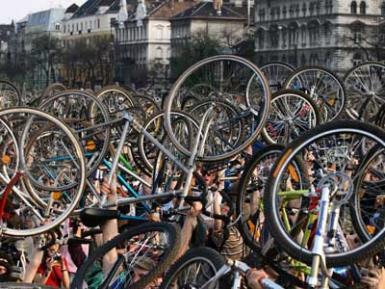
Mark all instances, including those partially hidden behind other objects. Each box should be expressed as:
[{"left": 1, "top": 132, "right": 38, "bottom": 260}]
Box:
[{"left": 0, "top": 0, "right": 86, "bottom": 24}]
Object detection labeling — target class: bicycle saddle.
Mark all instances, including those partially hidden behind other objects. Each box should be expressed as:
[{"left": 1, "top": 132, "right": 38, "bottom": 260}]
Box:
[{"left": 80, "top": 208, "right": 120, "bottom": 227}]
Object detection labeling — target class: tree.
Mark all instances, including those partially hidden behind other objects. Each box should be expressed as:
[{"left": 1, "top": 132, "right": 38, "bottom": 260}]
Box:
[
  {"left": 61, "top": 34, "right": 115, "bottom": 89},
  {"left": 29, "top": 34, "right": 63, "bottom": 87},
  {"left": 170, "top": 31, "right": 222, "bottom": 80}
]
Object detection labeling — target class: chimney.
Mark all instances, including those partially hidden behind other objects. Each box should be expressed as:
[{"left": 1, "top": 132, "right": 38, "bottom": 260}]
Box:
[{"left": 213, "top": 0, "right": 223, "bottom": 15}]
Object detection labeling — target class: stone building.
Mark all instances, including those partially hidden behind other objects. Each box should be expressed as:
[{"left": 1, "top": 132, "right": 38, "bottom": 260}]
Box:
[
  {"left": 61, "top": 0, "right": 117, "bottom": 40},
  {"left": 170, "top": 1, "right": 247, "bottom": 58},
  {"left": 0, "top": 23, "right": 15, "bottom": 64},
  {"left": 113, "top": 0, "right": 196, "bottom": 88},
  {"left": 254, "top": 0, "right": 385, "bottom": 74}
]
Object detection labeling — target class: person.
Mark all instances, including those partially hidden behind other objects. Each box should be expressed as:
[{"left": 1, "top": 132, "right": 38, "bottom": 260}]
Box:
[
  {"left": 24, "top": 231, "right": 70, "bottom": 289},
  {"left": 246, "top": 269, "right": 269, "bottom": 289}
]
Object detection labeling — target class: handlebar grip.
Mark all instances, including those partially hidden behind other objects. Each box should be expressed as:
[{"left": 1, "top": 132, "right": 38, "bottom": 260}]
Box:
[{"left": 260, "top": 278, "right": 284, "bottom": 289}]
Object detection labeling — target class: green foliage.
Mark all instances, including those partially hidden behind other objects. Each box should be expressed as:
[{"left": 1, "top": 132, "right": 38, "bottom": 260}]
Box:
[{"left": 170, "top": 31, "right": 222, "bottom": 79}]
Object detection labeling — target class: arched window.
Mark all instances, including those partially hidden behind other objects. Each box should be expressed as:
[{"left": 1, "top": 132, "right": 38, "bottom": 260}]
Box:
[
  {"left": 351, "top": 1, "right": 357, "bottom": 14},
  {"left": 360, "top": 1, "right": 366, "bottom": 14},
  {"left": 283, "top": 6, "right": 287, "bottom": 18},
  {"left": 256, "top": 29, "right": 265, "bottom": 49},
  {"left": 302, "top": 3, "right": 306, "bottom": 16},
  {"left": 301, "top": 54, "right": 306, "bottom": 66},
  {"left": 324, "top": 22, "right": 332, "bottom": 44},
  {"left": 353, "top": 53, "right": 363, "bottom": 66},
  {"left": 270, "top": 26, "right": 279, "bottom": 48}
]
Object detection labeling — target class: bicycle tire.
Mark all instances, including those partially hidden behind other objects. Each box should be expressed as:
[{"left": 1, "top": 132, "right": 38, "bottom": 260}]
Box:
[
  {"left": 160, "top": 246, "right": 225, "bottom": 289},
  {"left": 163, "top": 55, "right": 270, "bottom": 162},
  {"left": 71, "top": 222, "right": 181, "bottom": 289},
  {"left": 38, "top": 90, "right": 111, "bottom": 178},
  {"left": 138, "top": 110, "right": 197, "bottom": 173},
  {"left": 0, "top": 283, "right": 55, "bottom": 289},
  {"left": 262, "top": 89, "right": 322, "bottom": 145},
  {"left": 236, "top": 144, "right": 308, "bottom": 254},
  {"left": 0, "top": 107, "right": 86, "bottom": 237},
  {"left": 284, "top": 65, "right": 346, "bottom": 121},
  {"left": 0, "top": 80, "right": 21, "bottom": 108},
  {"left": 343, "top": 61, "right": 385, "bottom": 121},
  {"left": 260, "top": 62, "right": 295, "bottom": 93},
  {"left": 350, "top": 144, "right": 385, "bottom": 242},
  {"left": 264, "top": 120, "right": 385, "bottom": 266}
]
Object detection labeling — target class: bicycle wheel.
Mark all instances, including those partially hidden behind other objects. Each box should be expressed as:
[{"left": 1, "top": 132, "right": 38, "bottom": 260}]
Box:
[
  {"left": 344, "top": 62, "right": 385, "bottom": 121},
  {"left": 0, "top": 108, "right": 86, "bottom": 237},
  {"left": 262, "top": 89, "right": 321, "bottom": 145},
  {"left": 260, "top": 62, "right": 295, "bottom": 93},
  {"left": 41, "top": 83, "right": 66, "bottom": 100},
  {"left": 350, "top": 144, "right": 385, "bottom": 242},
  {"left": 0, "top": 283, "right": 54, "bottom": 289},
  {"left": 236, "top": 144, "right": 308, "bottom": 254},
  {"left": 38, "top": 90, "right": 111, "bottom": 177},
  {"left": 160, "top": 246, "right": 225, "bottom": 289},
  {"left": 187, "top": 100, "right": 246, "bottom": 157},
  {"left": 71, "top": 222, "right": 181, "bottom": 289},
  {"left": 265, "top": 120, "right": 385, "bottom": 266},
  {"left": 95, "top": 85, "right": 136, "bottom": 119},
  {"left": 0, "top": 80, "right": 21, "bottom": 108},
  {"left": 284, "top": 66, "right": 345, "bottom": 121},
  {"left": 138, "top": 110, "right": 197, "bottom": 173},
  {"left": 164, "top": 55, "right": 270, "bottom": 162}
]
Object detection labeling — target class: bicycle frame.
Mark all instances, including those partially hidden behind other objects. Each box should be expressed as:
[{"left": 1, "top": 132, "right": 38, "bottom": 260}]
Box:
[{"left": 93, "top": 106, "right": 216, "bottom": 209}]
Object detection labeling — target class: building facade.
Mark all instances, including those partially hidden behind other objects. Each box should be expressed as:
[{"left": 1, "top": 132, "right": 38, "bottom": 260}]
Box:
[
  {"left": 61, "top": 0, "right": 117, "bottom": 40},
  {"left": 113, "top": 0, "right": 196, "bottom": 89},
  {"left": 171, "top": 2, "right": 247, "bottom": 58},
  {"left": 254, "top": 0, "right": 385, "bottom": 74},
  {"left": 0, "top": 23, "right": 15, "bottom": 64}
]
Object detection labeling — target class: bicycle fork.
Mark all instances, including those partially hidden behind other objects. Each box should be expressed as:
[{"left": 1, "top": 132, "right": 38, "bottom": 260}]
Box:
[{"left": 308, "top": 186, "right": 331, "bottom": 289}]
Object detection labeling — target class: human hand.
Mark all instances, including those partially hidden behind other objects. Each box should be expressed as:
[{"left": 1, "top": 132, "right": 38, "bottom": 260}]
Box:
[
  {"left": 246, "top": 268, "right": 269, "bottom": 289},
  {"left": 361, "top": 267, "right": 382, "bottom": 289},
  {"left": 101, "top": 175, "right": 118, "bottom": 202}
]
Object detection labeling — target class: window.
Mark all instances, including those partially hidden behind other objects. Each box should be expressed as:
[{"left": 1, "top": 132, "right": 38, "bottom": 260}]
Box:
[
  {"left": 309, "top": 3, "right": 315, "bottom": 16},
  {"left": 325, "top": 0, "right": 333, "bottom": 14},
  {"left": 316, "top": 2, "right": 320, "bottom": 14},
  {"left": 353, "top": 53, "right": 363, "bottom": 66},
  {"left": 97, "top": 19, "right": 101, "bottom": 29},
  {"left": 283, "top": 6, "right": 287, "bottom": 18},
  {"left": 360, "top": 1, "right": 366, "bottom": 14},
  {"left": 382, "top": 2, "right": 385, "bottom": 15},
  {"left": 289, "top": 24, "right": 298, "bottom": 46},
  {"left": 289, "top": 5, "right": 294, "bottom": 17},
  {"left": 301, "top": 25, "right": 307, "bottom": 45},
  {"left": 351, "top": 1, "right": 357, "bottom": 14},
  {"left": 55, "top": 23, "right": 60, "bottom": 31},
  {"left": 270, "top": 26, "right": 279, "bottom": 48},
  {"left": 351, "top": 22, "right": 364, "bottom": 44},
  {"left": 259, "top": 9, "right": 266, "bottom": 21},
  {"left": 302, "top": 3, "right": 307, "bottom": 16},
  {"left": 380, "top": 25, "right": 385, "bottom": 44},
  {"left": 324, "top": 22, "right": 332, "bottom": 44},
  {"left": 256, "top": 29, "right": 265, "bottom": 49},
  {"left": 301, "top": 54, "right": 306, "bottom": 65},
  {"left": 156, "top": 47, "right": 163, "bottom": 59},
  {"left": 76, "top": 23, "right": 79, "bottom": 31},
  {"left": 156, "top": 25, "right": 164, "bottom": 40},
  {"left": 281, "top": 27, "right": 287, "bottom": 47},
  {"left": 309, "top": 22, "right": 320, "bottom": 45}
]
